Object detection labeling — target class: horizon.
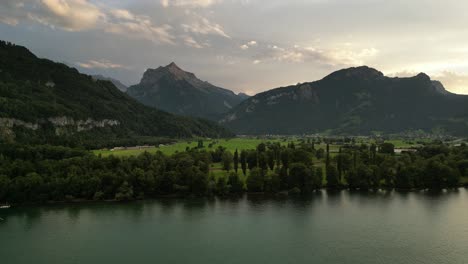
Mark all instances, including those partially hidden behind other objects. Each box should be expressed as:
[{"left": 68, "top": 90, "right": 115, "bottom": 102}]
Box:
[{"left": 2, "top": 0, "right": 468, "bottom": 95}]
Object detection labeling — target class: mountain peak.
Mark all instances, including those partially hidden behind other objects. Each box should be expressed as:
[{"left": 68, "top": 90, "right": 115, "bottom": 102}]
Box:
[
  {"left": 415, "top": 72, "right": 431, "bottom": 81},
  {"left": 323, "top": 66, "right": 384, "bottom": 81},
  {"left": 140, "top": 62, "right": 197, "bottom": 84},
  {"left": 167, "top": 62, "right": 181, "bottom": 70},
  {"left": 165, "top": 62, "right": 192, "bottom": 79}
]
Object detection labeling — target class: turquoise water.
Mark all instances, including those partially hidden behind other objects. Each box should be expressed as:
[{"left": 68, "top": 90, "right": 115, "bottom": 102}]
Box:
[{"left": 2, "top": 189, "right": 468, "bottom": 264}]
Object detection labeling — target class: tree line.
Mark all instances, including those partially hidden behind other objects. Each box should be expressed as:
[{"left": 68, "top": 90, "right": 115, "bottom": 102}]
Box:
[{"left": 1, "top": 140, "right": 467, "bottom": 204}]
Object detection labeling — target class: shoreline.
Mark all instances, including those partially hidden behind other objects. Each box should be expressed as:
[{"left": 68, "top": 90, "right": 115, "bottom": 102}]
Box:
[{"left": 4, "top": 185, "right": 468, "bottom": 207}]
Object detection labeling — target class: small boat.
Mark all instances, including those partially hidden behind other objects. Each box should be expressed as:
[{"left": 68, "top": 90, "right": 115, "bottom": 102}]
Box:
[{"left": 0, "top": 205, "right": 10, "bottom": 209}]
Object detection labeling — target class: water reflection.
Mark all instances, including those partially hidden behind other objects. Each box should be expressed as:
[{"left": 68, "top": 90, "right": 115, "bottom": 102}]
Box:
[{"left": 1, "top": 189, "right": 466, "bottom": 230}]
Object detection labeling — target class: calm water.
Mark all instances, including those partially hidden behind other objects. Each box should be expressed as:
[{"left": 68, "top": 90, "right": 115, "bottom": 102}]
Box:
[{"left": 2, "top": 189, "right": 468, "bottom": 264}]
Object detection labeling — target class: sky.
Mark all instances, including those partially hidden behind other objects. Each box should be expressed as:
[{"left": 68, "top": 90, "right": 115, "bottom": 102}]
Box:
[{"left": 1, "top": 0, "right": 468, "bottom": 95}]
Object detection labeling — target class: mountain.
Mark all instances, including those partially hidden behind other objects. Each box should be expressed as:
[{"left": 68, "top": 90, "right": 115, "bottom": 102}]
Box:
[
  {"left": 238, "top": 92, "right": 251, "bottom": 100},
  {"left": 0, "top": 41, "right": 232, "bottom": 145},
  {"left": 220, "top": 66, "right": 468, "bottom": 136},
  {"left": 92, "top": 75, "right": 128, "bottom": 92},
  {"left": 127, "top": 62, "right": 246, "bottom": 120}
]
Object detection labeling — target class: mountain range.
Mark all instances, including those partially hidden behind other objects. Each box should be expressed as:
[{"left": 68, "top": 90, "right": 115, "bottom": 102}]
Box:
[
  {"left": 92, "top": 74, "right": 128, "bottom": 92},
  {"left": 127, "top": 63, "right": 247, "bottom": 120},
  {"left": 2, "top": 40, "right": 468, "bottom": 141},
  {"left": 220, "top": 66, "right": 468, "bottom": 136},
  {"left": 0, "top": 41, "right": 231, "bottom": 145}
]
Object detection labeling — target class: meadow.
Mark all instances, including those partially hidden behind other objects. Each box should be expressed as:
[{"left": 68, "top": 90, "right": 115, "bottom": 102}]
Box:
[{"left": 92, "top": 137, "right": 424, "bottom": 158}]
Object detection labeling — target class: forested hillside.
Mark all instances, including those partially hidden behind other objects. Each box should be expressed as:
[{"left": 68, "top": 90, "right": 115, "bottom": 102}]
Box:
[
  {"left": 0, "top": 41, "right": 232, "bottom": 145},
  {"left": 221, "top": 66, "right": 468, "bottom": 135}
]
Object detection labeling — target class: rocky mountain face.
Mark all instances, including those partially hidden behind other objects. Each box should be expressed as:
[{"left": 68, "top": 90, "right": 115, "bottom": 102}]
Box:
[
  {"left": 220, "top": 66, "right": 468, "bottom": 135},
  {"left": 0, "top": 41, "right": 232, "bottom": 144},
  {"left": 127, "top": 63, "right": 247, "bottom": 120},
  {"left": 92, "top": 75, "right": 128, "bottom": 92}
]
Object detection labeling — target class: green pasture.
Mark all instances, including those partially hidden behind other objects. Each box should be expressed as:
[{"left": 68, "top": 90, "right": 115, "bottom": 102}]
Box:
[{"left": 92, "top": 137, "right": 431, "bottom": 158}]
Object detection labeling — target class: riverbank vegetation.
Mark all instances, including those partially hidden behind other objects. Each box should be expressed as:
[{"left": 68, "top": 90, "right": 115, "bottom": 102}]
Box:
[{"left": 1, "top": 138, "right": 468, "bottom": 204}]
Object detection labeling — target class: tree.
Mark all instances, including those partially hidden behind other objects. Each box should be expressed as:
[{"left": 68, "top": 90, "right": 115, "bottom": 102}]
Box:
[
  {"left": 315, "top": 167, "right": 323, "bottom": 186},
  {"left": 247, "top": 168, "right": 264, "bottom": 192},
  {"left": 240, "top": 150, "right": 247, "bottom": 175},
  {"left": 269, "top": 170, "right": 281, "bottom": 193},
  {"left": 423, "top": 160, "right": 460, "bottom": 189},
  {"left": 370, "top": 144, "right": 377, "bottom": 164},
  {"left": 395, "top": 165, "right": 414, "bottom": 189},
  {"left": 355, "top": 164, "right": 373, "bottom": 190},
  {"left": 280, "top": 148, "right": 291, "bottom": 169},
  {"left": 291, "top": 149, "right": 312, "bottom": 166},
  {"left": 257, "top": 143, "right": 266, "bottom": 152},
  {"left": 316, "top": 148, "right": 325, "bottom": 160},
  {"left": 233, "top": 149, "right": 239, "bottom": 173},
  {"left": 115, "top": 181, "right": 134, "bottom": 201},
  {"left": 247, "top": 151, "right": 258, "bottom": 170},
  {"left": 266, "top": 150, "right": 275, "bottom": 170},
  {"left": 228, "top": 172, "right": 243, "bottom": 193},
  {"left": 304, "top": 166, "right": 322, "bottom": 192},
  {"left": 158, "top": 171, "right": 176, "bottom": 194},
  {"left": 326, "top": 165, "right": 339, "bottom": 188},
  {"left": 379, "top": 143, "right": 395, "bottom": 154},
  {"left": 337, "top": 147, "right": 343, "bottom": 181},
  {"left": 279, "top": 166, "right": 289, "bottom": 190},
  {"left": 0, "top": 174, "right": 10, "bottom": 201},
  {"left": 326, "top": 144, "right": 330, "bottom": 167},
  {"left": 197, "top": 140, "right": 204, "bottom": 149},
  {"left": 289, "top": 163, "right": 308, "bottom": 190},
  {"left": 221, "top": 151, "right": 233, "bottom": 171},
  {"left": 191, "top": 168, "right": 208, "bottom": 195},
  {"left": 258, "top": 152, "right": 268, "bottom": 171},
  {"left": 216, "top": 176, "right": 228, "bottom": 196}
]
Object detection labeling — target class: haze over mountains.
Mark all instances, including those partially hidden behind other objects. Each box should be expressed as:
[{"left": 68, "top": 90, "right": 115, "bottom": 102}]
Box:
[
  {"left": 220, "top": 66, "right": 468, "bottom": 135},
  {"left": 92, "top": 75, "right": 128, "bottom": 92},
  {"left": 0, "top": 41, "right": 231, "bottom": 145},
  {"left": 127, "top": 63, "right": 247, "bottom": 120}
]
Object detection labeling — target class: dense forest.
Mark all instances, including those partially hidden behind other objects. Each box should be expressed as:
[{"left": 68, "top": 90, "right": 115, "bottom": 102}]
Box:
[{"left": 1, "top": 140, "right": 467, "bottom": 204}]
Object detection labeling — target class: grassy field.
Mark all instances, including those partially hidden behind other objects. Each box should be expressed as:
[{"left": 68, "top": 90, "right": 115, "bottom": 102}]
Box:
[
  {"left": 94, "top": 138, "right": 296, "bottom": 157},
  {"left": 93, "top": 137, "right": 355, "bottom": 157},
  {"left": 92, "top": 137, "right": 428, "bottom": 158}
]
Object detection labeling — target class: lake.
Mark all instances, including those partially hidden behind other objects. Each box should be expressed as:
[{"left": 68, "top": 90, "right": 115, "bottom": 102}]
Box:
[{"left": 1, "top": 189, "right": 468, "bottom": 264}]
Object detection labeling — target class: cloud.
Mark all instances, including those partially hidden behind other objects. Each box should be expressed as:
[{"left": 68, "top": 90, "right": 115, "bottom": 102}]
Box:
[
  {"left": 161, "top": 0, "right": 221, "bottom": 8},
  {"left": 110, "top": 9, "right": 136, "bottom": 21},
  {"left": 30, "top": 0, "right": 104, "bottom": 31},
  {"left": 247, "top": 40, "right": 257, "bottom": 46},
  {"left": 182, "top": 12, "right": 230, "bottom": 38},
  {"left": 0, "top": 16, "right": 19, "bottom": 26},
  {"left": 76, "top": 59, "right": 126, "bottom": 69},
  {"left": 0, "top": 0, "right": 29, "bottom": 26},
  {"left": 183, "top": 35, "right": 204, "bottom": 48},
  {"left": 240, "top": 40, "right": 257, "bottom": 50},
  {"left": 251, "top": 43, "right": 379, "bottom": 66},
  {"left": 105, "top": 11, "right": 176, "bottom": 44},
  {"left": 326, "top": 47, "right": 379, "bottom": 65},
  {"left": 0, "top": 0, "right": 177, "bottom": 44}
]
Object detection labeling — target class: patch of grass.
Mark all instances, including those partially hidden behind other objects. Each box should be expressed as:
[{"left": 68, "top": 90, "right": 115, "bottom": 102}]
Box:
[
  {"left": 92, "top": 137, "right": 432, "bottom": 158},
  {"left": 93, "top": 138, "right": 299, "bottom": 157}
]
